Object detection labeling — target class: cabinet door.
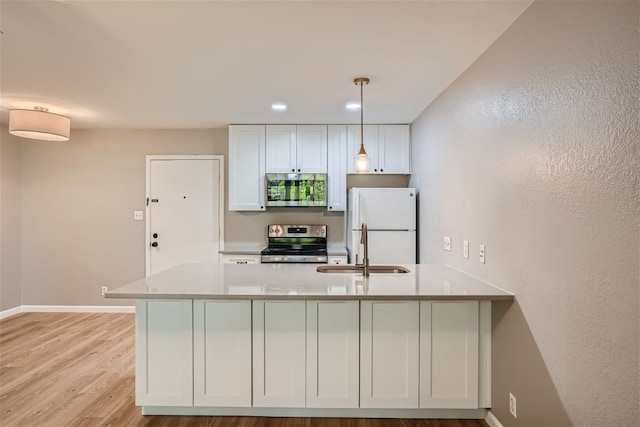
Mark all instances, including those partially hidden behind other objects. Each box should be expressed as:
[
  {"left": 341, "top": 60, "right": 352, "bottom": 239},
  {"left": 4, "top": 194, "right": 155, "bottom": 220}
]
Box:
[
  {"left": 297, "top": 125, "right": 328, "bottom": 173},
  {"left": 135, "top": 300, "right": 193, "bottom": 406},
  {"left": 327, "top": 255, "right": 348, "bottom": 265},
  {"left": 327, "top": 125, "right": 347, "bottom": 211},
  {"left": 220, "top": 254, "right": 261, "bottom": 264},
  {"left": 360, "top": 300, "right": 419, "bottom": 408},
  {"left": 379, "top": 125, "right": 411, "bottom": 174},
  {"left": 347, "top": 125, "right": 379, "bottom": 173},
  {"left": 266, "top": 125, "right": 297, "bottom": 173},
  {"left": 420, "top": 301, "right": 479, "bottom": 409},
  {"left": 253, "top": 300, "right": 306, "bottom": 407},
  {"left": 229, "top": 125, "right": 266, "bottom": 211},
  {"left": 194, "top": 300, "right": 252, "bottom": 407},
  {"left": 306, "top": 301, "right": 359, "bottom": 408}
]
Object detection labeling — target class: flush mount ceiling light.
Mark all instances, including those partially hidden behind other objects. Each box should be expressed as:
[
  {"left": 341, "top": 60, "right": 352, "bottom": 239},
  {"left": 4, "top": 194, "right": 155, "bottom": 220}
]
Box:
[
  {"left": 346, "top": 102, "right": 361, "bottom": 111},
  {"left": 353, "top": 77, "right": 370, "bottom": 173},
  {"left": 9, "top": 106, "right": 70, "bottom": 141},
  {"left": 271, "top": 102, "right": 287, "bottom": 112}
]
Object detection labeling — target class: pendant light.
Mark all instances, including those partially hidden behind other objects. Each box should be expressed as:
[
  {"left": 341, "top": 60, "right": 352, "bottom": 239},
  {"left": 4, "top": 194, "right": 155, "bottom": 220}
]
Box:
[
  {"left": 354, "top": 77, "right": 370, "bottom": 173},
  {"left": 9, "top": 106, "right": 70, "bottom": 141}
]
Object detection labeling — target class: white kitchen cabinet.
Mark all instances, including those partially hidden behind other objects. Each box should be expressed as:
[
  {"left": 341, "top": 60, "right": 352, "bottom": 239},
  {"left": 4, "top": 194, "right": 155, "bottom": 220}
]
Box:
[
  {"left": 135, "top": 300, "right": 193, "bottom": 407},
  {"left": 265, "top": 125, "right": 297, "bottom": 173},
  {"left": 306, "top": 301, "right": 359, "bottom": 408},
  {"left": 297, "top": 125, "right": 328, "bottom": 173},
  {"left": 253, "top": 300, "right": 306, "bottom": 408},
  {"left": 193, "top": 300, "right": 252, "bottom": 407},
  {"left": 327, "top": 255, "right": 348, "bottom": 265},
  {"left": 266, "top": 125, "right": 328, "bottom": 173},
  {"left": 419, "top": 301, "right": 479, "bottom": 409},
  {"left": 229, "top": 125, "right": 266, "bottom": 211},
  {"left": 360, "top": 300, "right": 419, "bottom": 408},
  {"left": 327, "top": 125, "right": 347, "bottom": 211},
  {"left": 347, "top": 124, "right": 410, "bottom": 174},
  {"left": 378, "top": 125, "right": 411, "bottom": 173},
  {"left": 220, "top": 254, "right": 261, "bottom": 264}
]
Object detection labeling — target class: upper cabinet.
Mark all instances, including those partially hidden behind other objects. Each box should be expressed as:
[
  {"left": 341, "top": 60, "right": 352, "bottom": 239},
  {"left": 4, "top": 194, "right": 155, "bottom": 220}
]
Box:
[
  {"left": 327, "top": 125, "right": 347, "bottom": 211},
  {"left": 229, "top": 125, "right": 266, "bottom": 211},
  {"left": 266, "top": 125, "right": 328, "bottom": 173},
  {"left": 347, "top": 124, "right": 410, "bottom": 174}
]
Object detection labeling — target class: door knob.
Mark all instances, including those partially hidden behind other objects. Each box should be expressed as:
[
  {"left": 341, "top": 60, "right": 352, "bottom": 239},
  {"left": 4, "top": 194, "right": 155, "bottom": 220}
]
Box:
[{"left": 151, "top": 242, "right": 158, "bottom": 247}]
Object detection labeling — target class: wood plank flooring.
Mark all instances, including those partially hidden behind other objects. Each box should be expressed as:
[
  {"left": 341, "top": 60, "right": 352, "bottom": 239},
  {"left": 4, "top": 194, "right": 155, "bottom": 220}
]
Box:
[{"left": 0, "top": 313, "right": 488, "bottom": 427}]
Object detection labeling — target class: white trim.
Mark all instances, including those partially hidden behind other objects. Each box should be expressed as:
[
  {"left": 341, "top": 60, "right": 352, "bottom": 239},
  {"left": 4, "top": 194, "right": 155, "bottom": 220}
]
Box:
[
  {"left": 142, "top": 406, "right": 488, "bottom": 418},
  {"left": 21, "top": 305, "right": 135, "bottom": 313},
  {"left": 0, "top": 305, "right": 23, "bottom": 319},
  {"left": 145, "top": 155, "right": 225, "bottom": 277},
  {"left": 1, "top": 305, "right": 135, "bottom": 319},
  {"left": 485, "top": 410, "right": 504, "bottom": 427}
]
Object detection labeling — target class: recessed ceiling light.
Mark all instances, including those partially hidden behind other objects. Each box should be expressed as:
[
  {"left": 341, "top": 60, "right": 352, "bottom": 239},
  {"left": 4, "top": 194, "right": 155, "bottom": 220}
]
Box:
[
  {"left": 346, "top": 102, "right": 361, "bottom": 111},
  {"left": 271, "top": 102, "right": 287, "bottom": 111}
]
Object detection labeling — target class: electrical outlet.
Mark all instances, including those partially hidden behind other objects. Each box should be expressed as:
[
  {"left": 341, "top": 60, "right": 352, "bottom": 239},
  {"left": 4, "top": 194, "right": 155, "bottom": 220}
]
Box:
[
  {"left": 444, "top": 236, "right": 452, "bottom": 251},
  {"left": 101, "top": 286, "right": 108, "bottom": 296},
  {"left": 479, "top": 244, "right": 486, "bottom": 263},
  {"left": 509, "top": 392, "right": 517, "bottom": 418},
  {"left": 133, "top": 210, "right": 144, "bottom": 221},
  {"left": 463, "top": 240, "right": 469, "bottom": 258}
]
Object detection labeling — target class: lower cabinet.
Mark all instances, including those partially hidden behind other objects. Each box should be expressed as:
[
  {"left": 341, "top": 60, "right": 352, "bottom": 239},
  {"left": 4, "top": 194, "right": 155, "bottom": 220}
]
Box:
[
  {"left": 135, "top": 300, "right": 193, "bottom": 406},
  {"left": 193, "top": 300, "right": 252, "bottom": 407},
  {"left": 135, "top": 298, "right": 489, "bottom": 412},
  {"left": 220, "top": 254, "right": 261, "bottom": 264},
  {"left": 360, "top": 300, "right": 420, "bottom": 408},
  {"left": 419, "top": 301, "right": 479, "bottom": 409},
  {"left": 327, "top": 255, "right": 348, "bottom": 265},
  {"left": 252, "top": 300, "right": 306, "bottom": 407},
  {"left": 306, "top": 300, "right": 360, "bottom": 408}
]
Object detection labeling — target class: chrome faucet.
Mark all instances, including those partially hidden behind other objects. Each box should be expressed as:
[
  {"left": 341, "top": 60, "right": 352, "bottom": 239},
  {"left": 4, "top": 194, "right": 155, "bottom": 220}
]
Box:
[{"left": 360, "top": 222, "right": 370, "bottom": 277}]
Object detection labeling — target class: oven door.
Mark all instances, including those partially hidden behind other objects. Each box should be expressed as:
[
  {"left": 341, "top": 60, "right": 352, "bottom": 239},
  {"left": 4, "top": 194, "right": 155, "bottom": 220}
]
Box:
[{"left": 260, "top": 248, "right": 328, "bottom": 264}]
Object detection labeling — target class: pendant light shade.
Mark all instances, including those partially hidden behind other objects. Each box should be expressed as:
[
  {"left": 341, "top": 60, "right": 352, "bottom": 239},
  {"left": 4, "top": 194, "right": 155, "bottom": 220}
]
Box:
[
  {"left": 9, "top": 107, "right": 70, "bottom": 141},
  {"left": 353, "top": 77, "right": 370, "bottom": 173}
]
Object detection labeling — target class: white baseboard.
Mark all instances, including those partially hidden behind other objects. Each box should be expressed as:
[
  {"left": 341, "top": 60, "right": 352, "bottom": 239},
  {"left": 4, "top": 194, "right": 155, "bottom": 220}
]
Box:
[
  {"left": 1, "top": 305, "right": 135, "bottom": 319},
  {"left": 0, "top": 305, "right": 23, "bottom": 320},
  {"left": 485, "top": 411, "right": 504, "bottom": 427}
]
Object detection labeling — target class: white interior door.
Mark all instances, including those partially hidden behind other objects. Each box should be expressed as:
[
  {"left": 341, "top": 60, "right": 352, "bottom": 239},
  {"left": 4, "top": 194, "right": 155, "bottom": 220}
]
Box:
[{"left": 146, "top": 156, "right": 223, "bottom": 276}]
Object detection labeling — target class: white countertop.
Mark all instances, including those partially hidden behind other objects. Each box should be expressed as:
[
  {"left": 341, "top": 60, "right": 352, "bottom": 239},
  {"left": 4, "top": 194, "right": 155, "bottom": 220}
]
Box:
[{"left": 106, "top": 262, "right": 513, "bottom": 301}]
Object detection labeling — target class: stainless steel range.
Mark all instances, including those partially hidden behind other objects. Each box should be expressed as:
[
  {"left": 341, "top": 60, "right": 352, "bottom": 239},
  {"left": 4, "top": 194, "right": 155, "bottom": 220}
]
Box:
[{"left": 260, "top": 224, "right": 328, "bottom": 263}]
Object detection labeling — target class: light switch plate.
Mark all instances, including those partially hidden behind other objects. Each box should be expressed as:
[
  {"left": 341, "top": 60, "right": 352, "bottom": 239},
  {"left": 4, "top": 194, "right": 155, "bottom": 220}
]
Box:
[
  {"left": 444, "top": 236, "right": 452, "bottom": 251},
  {"left": 134, "top": 210, "right": 144, "bottom": 220},
  {"left": 463, "top": 240, "right": 469, "bottom": 258}
]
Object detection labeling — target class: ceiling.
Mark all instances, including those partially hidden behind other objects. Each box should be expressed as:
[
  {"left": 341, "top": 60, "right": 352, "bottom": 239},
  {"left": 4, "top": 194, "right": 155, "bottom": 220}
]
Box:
[{"left": 0, "top": 0, "right": 532, "bottom": 130}]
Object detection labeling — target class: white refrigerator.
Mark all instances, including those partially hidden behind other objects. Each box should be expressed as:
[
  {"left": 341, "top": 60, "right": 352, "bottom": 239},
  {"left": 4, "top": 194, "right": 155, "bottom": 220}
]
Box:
[{"left": 346, "top": 187, "right": 417, "bottom": 265}]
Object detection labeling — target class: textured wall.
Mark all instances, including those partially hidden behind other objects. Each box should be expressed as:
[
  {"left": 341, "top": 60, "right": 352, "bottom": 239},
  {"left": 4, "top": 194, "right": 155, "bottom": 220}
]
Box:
[
  {"left": 0, "top": 127, "right": 22, "bottom": 311},
  {"left": 410, "top": 1, "right": 639, "bottom": 426}
]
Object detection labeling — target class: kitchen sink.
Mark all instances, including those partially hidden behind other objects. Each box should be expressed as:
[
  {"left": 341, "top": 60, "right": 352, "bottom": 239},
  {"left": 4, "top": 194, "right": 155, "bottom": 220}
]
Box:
[{"left": 316, "top": 265, "right": 410, "bottom": 274}]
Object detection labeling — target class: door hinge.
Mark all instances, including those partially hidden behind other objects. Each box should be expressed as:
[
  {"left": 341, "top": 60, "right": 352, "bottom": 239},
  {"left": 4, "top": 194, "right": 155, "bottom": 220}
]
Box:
[{"left": 146, "top": 197, "right": 149, "bottom": 206}]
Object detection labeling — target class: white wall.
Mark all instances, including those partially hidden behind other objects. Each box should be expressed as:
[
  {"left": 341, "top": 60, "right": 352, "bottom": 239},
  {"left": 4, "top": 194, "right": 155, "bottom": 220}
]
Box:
[
  {"left": 410, "top": 1, "right": 639, "bottom": 426},
  {"left": 0, "top": 126, "right": 22, "bottom": 311}
]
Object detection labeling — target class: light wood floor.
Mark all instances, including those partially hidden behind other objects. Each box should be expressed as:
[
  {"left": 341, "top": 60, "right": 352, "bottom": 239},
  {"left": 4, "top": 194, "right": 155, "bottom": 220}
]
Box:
[{"left": 0, "top": 313, "right": 488, "bottom": 427}]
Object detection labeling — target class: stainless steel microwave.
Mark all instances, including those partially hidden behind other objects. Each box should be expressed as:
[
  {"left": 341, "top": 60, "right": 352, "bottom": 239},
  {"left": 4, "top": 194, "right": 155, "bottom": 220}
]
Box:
[{"left": 266, "top": 173, "right": 327, "bottom": 207}]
